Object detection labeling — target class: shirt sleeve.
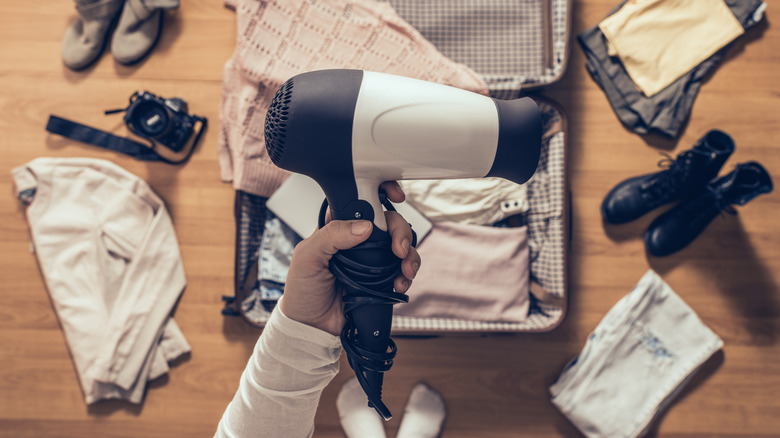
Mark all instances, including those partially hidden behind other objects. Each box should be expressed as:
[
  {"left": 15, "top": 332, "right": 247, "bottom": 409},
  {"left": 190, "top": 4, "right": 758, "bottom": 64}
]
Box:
[{"left": 214, "top": 304, "right": 342, "bottom": 438}]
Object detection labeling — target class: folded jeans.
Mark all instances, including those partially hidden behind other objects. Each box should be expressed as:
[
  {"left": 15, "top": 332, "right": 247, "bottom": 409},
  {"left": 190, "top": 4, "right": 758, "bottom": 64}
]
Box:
[{"left": 550, "top": 270, "right": 723, "bottom": 438}]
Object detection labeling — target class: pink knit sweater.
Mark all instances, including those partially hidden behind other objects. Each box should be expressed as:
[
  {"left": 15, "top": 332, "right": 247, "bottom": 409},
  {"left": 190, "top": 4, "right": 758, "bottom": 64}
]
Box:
[{"left": 219, "top": 0, "right": 488, "bottom": 197}]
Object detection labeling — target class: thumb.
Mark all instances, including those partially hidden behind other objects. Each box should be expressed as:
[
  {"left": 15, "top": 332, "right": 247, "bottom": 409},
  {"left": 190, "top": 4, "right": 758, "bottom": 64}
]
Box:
[{"left": 305, "top": 220, "right": 373, "bottom": 262}]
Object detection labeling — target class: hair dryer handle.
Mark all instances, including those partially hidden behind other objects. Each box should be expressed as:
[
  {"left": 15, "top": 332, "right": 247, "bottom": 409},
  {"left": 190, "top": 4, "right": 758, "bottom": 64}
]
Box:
[
  {"left": 327, "top": 180, "right": 389, "bottom": 232},
  {"left": 339, "top": 226, "right": 404, "bottom": 345},
  {"left": 325, "top": 219, "right": 409, "bottom": 420}
]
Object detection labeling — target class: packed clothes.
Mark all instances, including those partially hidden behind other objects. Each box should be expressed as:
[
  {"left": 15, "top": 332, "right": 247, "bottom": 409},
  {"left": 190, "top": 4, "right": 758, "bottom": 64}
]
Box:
[
  {"left": 399, "top": 177, "right": 529, "bottom": 226},
  {"left": 395, "top": 221, "right": 530, "bottom": 322},
  {"left": 218, "top": 0, "right": 488, "bottom": 199}
]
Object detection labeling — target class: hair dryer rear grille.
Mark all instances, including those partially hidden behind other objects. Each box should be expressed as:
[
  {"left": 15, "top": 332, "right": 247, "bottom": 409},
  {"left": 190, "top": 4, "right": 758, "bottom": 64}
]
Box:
[{"left": 264, "top": 79, "right": 294, "bottom": 165}]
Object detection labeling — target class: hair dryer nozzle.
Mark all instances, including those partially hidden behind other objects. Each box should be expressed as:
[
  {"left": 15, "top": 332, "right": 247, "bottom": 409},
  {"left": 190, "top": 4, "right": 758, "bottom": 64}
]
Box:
[{"left": 487, "top": 97, "right": 543, "bottom": 185}]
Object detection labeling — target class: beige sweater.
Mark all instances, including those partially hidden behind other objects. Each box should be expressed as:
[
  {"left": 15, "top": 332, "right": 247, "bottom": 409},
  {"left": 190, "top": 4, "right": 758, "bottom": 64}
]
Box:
[
  {"left": 215, "top": 305, "right": 342, "bottom": 438},
  {"left": 218, "top": 0, "right": 488, "bottom": 197}
]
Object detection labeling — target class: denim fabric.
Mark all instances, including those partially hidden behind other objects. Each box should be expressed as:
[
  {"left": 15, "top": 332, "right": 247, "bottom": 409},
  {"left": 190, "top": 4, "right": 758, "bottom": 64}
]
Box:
[
  {"left": 550, "top": 270, "right": 723, "bottom": 438},
  {"left": 241, "top": 211, "right": 302, "bottom": 324},
  {"left": 259, "top": 212, "right": 302, "bottom": 285}
]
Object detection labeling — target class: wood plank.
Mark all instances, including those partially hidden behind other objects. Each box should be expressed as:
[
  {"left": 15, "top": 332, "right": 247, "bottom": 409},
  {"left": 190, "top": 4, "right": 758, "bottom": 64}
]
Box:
[{"left": 1, "top": 0, "right": 779, "bottom": 436}]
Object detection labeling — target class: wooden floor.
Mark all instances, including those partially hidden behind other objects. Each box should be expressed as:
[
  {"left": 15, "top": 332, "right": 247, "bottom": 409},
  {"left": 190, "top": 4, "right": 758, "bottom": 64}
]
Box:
[{"left": 1, "top": 1, "right": 779, "bottom": 436}]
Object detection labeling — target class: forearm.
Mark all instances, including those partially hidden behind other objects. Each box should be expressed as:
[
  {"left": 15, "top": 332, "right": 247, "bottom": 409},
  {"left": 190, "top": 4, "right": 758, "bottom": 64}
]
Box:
[{"left": 215, "top": 303, "right": 342, "bottom": 438}]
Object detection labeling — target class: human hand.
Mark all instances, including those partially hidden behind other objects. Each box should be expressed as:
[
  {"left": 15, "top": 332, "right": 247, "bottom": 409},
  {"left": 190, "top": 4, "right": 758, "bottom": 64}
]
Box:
[{"left": 280, "top": 181, "right": 421, "bottom": 336}]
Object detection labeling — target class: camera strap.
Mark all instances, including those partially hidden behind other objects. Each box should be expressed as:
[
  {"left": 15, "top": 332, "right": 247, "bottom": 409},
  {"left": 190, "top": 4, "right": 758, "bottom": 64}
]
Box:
[{"left": 46, "top": 115, "right": 164, "bottom": 161}]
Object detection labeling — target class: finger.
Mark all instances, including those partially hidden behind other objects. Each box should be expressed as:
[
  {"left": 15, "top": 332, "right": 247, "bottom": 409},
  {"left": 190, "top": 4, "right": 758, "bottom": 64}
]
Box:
[
  {"left": 385, "top": 210, "right": 414, "bottom": 259},
  {"left": 394, "top": 248, "right": 420, "bottom": 292},
  {"left": 296, "top": 220, "right": 373, "bottom": 266},
  {"left": 380, "top": 181, "right": 405, "bottom": 203},
  {"left": 394, "top": 275, "right": 411, "bottom": 294},
  {"left": 400, "top": 246, "right": 421, "bottom": 280}
]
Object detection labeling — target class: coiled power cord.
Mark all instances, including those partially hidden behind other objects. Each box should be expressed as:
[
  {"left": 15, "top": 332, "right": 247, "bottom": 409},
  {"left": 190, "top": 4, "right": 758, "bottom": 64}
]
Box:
[{"left": 317, "top": 193, "right": 416, "bottom": 420}]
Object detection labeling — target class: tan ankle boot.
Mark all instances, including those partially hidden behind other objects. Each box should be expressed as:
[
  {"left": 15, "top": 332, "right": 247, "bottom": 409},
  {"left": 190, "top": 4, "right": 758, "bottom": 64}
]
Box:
[
  {"left": 62, "top": 0, "right": 124, "bottom": 70},
  {"left": 111, "top": 0, "right": 179, "bottom": 65}
]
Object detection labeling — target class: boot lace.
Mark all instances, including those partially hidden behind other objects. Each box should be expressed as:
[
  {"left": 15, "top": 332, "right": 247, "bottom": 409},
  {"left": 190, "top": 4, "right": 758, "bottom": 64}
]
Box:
[{"left": 640, "top": 150, "right": 700, "bottom": 203}]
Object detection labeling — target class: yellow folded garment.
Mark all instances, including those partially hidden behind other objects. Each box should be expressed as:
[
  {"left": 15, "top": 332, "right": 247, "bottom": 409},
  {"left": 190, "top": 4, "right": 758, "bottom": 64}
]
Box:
[{"left": 599, "top": 0, "right": 744, "bottom": 97}]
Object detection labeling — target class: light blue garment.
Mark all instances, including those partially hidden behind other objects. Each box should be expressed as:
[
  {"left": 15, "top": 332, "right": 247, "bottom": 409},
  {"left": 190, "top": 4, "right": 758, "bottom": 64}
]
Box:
[
  {"left": 242, "top": 211, "right": 302, "bottom": 324},
  {"left": 259, "top": 212, "right": 302, "bottom": 285}
]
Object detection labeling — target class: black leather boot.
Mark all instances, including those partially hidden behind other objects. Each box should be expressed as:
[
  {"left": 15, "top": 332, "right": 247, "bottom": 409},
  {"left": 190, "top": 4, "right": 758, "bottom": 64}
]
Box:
[
  {"left": 601, "top": 130, "right": 735, "bottom": 224},
  {"left": 644, "top": 161, "right": 773, "bottom": 257}
]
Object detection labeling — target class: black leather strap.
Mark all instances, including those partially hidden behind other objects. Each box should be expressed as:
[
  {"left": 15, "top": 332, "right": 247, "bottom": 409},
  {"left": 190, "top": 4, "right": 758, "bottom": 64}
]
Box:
[{"left": 46, "top": 115, "right": 162, "bottom": 161}]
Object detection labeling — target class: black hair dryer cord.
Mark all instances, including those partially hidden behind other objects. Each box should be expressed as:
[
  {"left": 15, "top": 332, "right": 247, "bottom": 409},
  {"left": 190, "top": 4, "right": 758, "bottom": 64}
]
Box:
[{"left": 317, "top": 198, "right": 412, "bottom": 420}]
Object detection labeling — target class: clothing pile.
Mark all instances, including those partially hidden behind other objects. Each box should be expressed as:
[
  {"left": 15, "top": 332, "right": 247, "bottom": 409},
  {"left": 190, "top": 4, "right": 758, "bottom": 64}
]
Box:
[
  {"left": 218, "top": 0, "right": 565, "bottom": 331},
  {"left": 579, "top": 0, "right": 767, "bottom": 138}
]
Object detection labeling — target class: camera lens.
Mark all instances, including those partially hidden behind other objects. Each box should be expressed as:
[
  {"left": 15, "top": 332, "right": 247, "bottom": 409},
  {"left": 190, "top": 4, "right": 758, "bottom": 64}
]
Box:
[{"left": 131, "top": 100, "right": 170, "bottom": 137}]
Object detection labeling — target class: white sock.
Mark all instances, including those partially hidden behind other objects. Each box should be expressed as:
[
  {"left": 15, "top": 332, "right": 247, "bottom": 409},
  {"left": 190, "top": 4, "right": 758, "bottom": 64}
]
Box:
[
  {"left": 336, "top": 377, "right": 387, "bottom": 438},
  {"left": 396, "top": 382, "right": 446, "bottom": 438}
]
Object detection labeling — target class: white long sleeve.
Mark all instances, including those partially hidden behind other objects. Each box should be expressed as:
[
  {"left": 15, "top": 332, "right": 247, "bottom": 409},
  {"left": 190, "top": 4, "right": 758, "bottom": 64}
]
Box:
[
  {"left": 12, "top": 158, "right": 189, "bottom": 404},
  {"left": 215, "top": 304, "right": 342, "bottom": 438}
]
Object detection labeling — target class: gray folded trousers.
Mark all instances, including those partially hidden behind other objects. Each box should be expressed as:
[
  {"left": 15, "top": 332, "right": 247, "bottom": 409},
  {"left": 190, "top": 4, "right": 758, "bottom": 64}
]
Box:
[{"left": 577, "top": 0, "right": 765, "bottom": 138}]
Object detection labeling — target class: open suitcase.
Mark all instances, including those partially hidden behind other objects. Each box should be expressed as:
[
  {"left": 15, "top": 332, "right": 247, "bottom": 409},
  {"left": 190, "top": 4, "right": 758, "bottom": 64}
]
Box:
[{"left": 222, "top": 0, "right": 572, "bottom": 334}]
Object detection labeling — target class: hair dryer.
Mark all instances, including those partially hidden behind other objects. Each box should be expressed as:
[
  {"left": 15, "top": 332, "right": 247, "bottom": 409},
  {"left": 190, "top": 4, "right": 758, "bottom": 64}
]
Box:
[{"left": 264, "top": 69, "right": 542, "bottom": 419}]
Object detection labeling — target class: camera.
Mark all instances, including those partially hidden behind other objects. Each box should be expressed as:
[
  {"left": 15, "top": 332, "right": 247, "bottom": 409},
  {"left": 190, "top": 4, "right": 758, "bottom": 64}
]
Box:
[
  {"left": 121, "top": 91, "right": 206, "bottom": 152},
  {"left": 47, "top": 90, "right": 208, "bottom": 165}
]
